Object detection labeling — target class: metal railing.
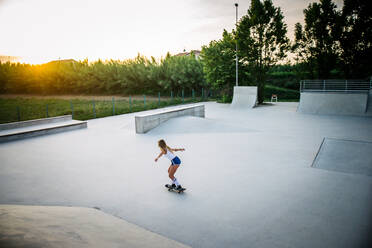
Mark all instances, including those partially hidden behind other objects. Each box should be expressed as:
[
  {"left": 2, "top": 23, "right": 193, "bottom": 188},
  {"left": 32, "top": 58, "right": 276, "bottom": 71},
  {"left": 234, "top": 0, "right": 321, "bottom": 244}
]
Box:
[{"left": 300, "top": 80, "right": 372, "bottom": 93}]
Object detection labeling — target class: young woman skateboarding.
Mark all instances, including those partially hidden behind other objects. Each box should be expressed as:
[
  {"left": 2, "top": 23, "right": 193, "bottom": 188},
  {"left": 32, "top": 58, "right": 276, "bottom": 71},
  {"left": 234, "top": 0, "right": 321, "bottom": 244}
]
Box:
[{"left": 154, "top": 139, "right": 185, "bottom": 190}]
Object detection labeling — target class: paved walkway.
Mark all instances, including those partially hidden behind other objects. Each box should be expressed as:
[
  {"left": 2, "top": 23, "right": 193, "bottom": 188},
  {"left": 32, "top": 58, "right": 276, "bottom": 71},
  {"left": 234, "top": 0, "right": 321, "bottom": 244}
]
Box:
[{"left": 0, "top": 102, "right": 371, "bottom": 248}]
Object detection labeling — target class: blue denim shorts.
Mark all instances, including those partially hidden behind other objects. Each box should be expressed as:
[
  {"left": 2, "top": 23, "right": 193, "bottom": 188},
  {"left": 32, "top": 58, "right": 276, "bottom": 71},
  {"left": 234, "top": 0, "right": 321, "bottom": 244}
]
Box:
[{"left": 171, "top": 156, "right": 181, "bottom": 165}]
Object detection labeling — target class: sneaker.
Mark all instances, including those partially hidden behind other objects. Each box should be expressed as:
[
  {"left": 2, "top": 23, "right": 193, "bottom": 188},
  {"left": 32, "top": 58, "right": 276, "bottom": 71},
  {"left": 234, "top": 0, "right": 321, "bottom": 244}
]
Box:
[
  {"left": 176, "top": 185, "right": 183, "bottom": 190},
  {"left": 171, "top": 184, "right": 176, "bottom": 188}
]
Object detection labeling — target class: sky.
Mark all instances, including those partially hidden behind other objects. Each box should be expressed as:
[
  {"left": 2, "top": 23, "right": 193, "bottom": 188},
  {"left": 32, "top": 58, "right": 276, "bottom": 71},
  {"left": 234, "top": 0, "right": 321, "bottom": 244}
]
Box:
[{"left": 0, "top": 0, "right": 343, "bottom": 64}]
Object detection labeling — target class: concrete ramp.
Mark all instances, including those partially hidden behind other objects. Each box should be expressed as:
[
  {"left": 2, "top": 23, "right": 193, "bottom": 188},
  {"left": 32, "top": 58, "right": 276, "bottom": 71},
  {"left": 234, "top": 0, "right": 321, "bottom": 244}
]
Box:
[
  {"left": 0, "top": 205, "right": 190, "bottom": 248},
  {"left": 312, "top": 138, "right": 372, "bottom": 177},
  {"left": 231, "top": 86, "right": 257, "bottom": 108},
  {"left": 366, "top": 90, "right": 372, "bottom": 115},
  {"left": 298, "top": 92, "right": 369, "bottom": 116}
]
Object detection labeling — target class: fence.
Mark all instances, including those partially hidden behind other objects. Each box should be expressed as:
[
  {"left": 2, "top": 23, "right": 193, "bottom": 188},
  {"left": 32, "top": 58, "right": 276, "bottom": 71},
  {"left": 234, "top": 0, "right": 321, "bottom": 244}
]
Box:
[
  {"left": 0, "top": 89, "right": 212, "bottom": 124},
  {"left": 300, "top": 80, "right": 372, "bottom": 93}
]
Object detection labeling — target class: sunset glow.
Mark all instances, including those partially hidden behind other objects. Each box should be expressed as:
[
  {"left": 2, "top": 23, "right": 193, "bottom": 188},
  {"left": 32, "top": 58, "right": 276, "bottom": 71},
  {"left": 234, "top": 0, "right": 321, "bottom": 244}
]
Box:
[{"left": 0, "top": 0, "right": 343, "bottom": 64}]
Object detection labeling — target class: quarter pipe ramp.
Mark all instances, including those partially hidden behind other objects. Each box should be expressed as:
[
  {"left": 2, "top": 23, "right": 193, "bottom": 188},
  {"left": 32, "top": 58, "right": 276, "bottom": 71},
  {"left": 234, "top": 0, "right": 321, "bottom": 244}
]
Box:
[
  {"left": 298, "top": 92, "right": 370, "bottom": 116},
  {"left": 231, "top": 86, "right": 257, "bottom": 108}
]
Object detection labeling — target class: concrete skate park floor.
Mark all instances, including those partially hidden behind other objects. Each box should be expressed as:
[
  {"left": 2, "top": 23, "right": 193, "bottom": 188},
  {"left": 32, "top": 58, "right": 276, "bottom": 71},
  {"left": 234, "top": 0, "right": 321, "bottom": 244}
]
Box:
[{"left": 1, "top": 102, "right": 371, "bottom": 248}]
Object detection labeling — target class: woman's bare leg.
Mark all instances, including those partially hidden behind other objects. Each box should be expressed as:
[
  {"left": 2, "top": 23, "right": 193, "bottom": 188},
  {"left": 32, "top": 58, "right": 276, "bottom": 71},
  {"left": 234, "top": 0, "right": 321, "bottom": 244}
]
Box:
[{"left": 169, "top": 165, "right": 179, "bottom": 181}]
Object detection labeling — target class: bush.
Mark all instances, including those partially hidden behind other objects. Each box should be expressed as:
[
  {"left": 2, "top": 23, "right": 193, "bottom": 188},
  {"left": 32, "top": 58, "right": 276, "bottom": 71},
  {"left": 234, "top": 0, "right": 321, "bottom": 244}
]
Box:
[
  {"left": 264, "top": 85, "right": 300, "bottom": 101},
  {"left": 218, "top": 94, "right": 232, "bottom": 103}
]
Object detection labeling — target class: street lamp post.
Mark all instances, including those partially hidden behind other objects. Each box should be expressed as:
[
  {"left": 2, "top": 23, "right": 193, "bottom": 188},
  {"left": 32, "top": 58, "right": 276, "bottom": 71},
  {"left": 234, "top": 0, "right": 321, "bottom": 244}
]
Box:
[{"left": 235, "top": 3, "right": 238, "bottom": 86}]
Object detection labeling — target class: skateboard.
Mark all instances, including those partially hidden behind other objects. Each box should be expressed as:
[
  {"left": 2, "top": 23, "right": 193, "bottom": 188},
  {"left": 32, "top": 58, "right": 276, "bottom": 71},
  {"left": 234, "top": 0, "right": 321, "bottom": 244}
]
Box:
[{"left": 165, "top": 184, "right": 186, "bottom": 194}]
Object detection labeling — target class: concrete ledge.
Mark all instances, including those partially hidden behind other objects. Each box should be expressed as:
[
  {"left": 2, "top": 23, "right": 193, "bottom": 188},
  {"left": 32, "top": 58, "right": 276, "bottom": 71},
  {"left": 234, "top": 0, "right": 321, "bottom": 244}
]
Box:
[
  {"left": 135, "top": 105, "right": 205, "bottom": 133},
  {"left": 0, "top": 120, "right": 87, "bottom": 143},
  {"left": 0, "top": 205, "right": 191, "bottom": 248},
  {"left": 0, "top": 115, "right": 73, "bottom": 131}
]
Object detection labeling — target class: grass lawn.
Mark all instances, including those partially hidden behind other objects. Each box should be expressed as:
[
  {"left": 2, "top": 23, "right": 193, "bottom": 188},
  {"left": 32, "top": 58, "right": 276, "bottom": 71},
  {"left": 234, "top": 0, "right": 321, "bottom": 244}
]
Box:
[{"left": 0, "top": 95, "right": 204, "bottom": 124}]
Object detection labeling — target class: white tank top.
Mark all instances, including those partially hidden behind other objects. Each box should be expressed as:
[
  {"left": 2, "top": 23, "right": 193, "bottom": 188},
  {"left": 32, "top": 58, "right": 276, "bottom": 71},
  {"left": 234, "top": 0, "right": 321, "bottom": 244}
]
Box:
[{"left": 164, "top": 148, "right": 176, "bottom": 160}]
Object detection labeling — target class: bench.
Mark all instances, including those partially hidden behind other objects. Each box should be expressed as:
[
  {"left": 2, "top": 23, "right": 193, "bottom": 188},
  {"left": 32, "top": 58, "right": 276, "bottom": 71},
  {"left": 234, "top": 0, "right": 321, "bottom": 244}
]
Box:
[{"left": 135, "top": 104, "right": 205, "bottom": 133}]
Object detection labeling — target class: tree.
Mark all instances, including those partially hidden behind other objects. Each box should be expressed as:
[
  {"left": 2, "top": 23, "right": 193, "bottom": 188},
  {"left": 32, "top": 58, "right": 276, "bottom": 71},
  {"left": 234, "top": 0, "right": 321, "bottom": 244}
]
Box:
[
  {"left": 158, "top": 53, "right": 204, "bottom": 96},
  {"left": 201, "top": 30, "right": 236, "bottom": 97},
  {"left": 292, "top": 0, "right": 341, "bottom": 79},
  {"left": 236, "top": 0, "right": 289, "bottom": 103},
  {"left": 339, "top": 0, "right": 372, "bottom": 78}
]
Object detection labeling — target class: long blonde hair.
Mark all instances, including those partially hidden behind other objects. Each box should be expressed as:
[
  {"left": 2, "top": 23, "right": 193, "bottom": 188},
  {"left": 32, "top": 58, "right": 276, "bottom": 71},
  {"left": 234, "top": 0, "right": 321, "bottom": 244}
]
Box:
[{"left": 158, "top": 139, "right": 171, "bottom": 153}]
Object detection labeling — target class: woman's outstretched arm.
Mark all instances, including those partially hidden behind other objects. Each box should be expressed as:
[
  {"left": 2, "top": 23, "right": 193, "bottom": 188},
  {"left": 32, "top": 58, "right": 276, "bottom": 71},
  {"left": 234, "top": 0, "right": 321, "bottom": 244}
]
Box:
[
  {"left": 155, "top": 151, "right": 165, "bottom": 162},
  {"left": 172, "top": 148, "right": 185, "bottom": 152}
]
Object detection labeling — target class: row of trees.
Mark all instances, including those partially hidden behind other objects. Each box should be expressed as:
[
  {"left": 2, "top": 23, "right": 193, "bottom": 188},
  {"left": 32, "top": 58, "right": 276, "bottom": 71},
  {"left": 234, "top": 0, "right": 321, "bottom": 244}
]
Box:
[
  {"left": 201, "top": 0, "right": 371, "bottom": 103},
  {"left": 0, "top": 53, "right": 204, "bottom": 96},
  {"left": 0, "top": 55, "right": 301, "bottom": 98},
  {"left": 0, "top": 0, "right": 370, "bottom": 102}
]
